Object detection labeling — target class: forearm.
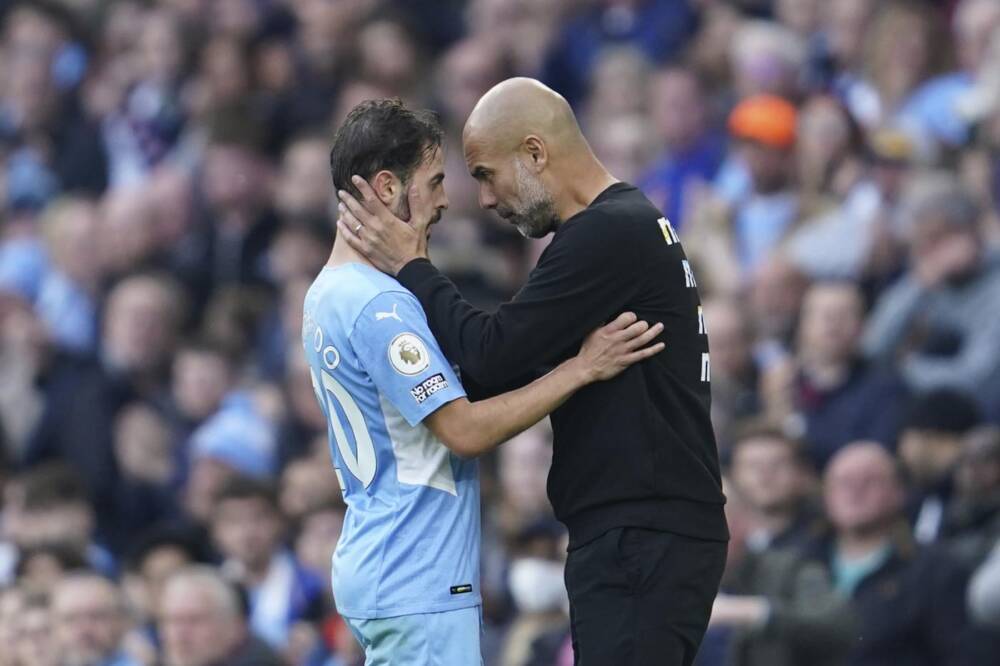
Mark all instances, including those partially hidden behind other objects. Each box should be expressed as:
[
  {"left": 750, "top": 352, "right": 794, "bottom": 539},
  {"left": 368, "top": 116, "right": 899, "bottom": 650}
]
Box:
[
  {"left": 432, "top": 358, "right": 590, "bottom": 457},
  {"left": 861, "top": 278, "right": 926, "bottom": 361}
]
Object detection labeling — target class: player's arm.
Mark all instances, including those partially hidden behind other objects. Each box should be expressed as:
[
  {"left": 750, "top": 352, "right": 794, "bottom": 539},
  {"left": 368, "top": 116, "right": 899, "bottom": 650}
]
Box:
[
  {"left": 425, "top": 312, "right": 663, "bottom": 458},
  {"left": 337, "top": 178, "right": 646, "bottom": 387}
]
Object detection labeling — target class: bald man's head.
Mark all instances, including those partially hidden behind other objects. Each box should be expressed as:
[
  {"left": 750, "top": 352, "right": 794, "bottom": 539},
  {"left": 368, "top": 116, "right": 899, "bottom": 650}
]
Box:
[
  {"left": 463, "top": 78, "right": 606, "bottom": 238},
  {"left": 53, "top": 573, "right": 127, "bottom": 666},
  {"left": 824, "top": 442, "right": 904, "bottom": 536}
]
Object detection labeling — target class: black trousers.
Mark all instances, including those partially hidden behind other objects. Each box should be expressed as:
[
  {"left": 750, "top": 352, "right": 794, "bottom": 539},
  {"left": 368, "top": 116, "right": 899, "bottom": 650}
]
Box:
[{"left": 564, "top": 527, "right": 727, "bottom": 666}]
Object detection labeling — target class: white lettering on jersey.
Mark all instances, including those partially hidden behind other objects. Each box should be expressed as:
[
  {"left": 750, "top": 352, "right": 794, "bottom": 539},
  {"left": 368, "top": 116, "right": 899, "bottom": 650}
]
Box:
[
  {"left": 683, "top": 260, "right": 697, "bottom": 288},
  {"left": 376, "top": 303, "right": 402, "bottom": 322},
  {"left": 323, "top": 345, "right": 341, "bottom": 370},
  {"left": 657, "top": 217, "right": 679, "bottom": 245},
  {"left": 701, "top": 353, "right": 711, "bottom": 382},
  {"left": 698, "top": 306, "right": 705, "bottom": 335}
]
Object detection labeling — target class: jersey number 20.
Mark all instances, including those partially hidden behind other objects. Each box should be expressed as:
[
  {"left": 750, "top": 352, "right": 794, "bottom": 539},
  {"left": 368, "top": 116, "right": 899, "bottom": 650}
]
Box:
[{"left": 311, "top": 369, "right": 377, "bottom": 488}]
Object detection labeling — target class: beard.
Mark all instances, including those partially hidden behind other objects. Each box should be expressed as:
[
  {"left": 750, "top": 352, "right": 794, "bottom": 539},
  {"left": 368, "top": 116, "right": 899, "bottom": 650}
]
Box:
[
  {"left": 392, "top": 190, "right": 441, "bottom": 234},
  {"left": 497, "top": 160, "right": 560, "bottom": 239}
]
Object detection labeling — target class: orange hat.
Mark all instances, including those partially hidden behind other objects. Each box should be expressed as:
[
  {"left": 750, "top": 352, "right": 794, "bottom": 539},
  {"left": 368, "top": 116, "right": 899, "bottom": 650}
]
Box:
[{"left": 728, "top": 94, "right": 798, "bottom": 149}]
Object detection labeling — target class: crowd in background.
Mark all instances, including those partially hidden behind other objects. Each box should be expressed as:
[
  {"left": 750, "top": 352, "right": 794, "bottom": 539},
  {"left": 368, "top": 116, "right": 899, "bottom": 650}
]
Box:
[{"left": 1, "top": 0, "right": 1000, "bottom": 664}]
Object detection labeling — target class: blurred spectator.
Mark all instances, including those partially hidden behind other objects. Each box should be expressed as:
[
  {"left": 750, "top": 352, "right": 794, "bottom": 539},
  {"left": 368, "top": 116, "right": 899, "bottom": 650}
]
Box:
[
  {"left": 167, "top": 338, "right": 238, "bottom": 447},
  {"left": 210, "top": 476, "right": 324, "bottom": 652},
  {"left": 159, "top": 565, "right": 283, "bottom": 666},
  {"left": 794, "top": 96, "right": 863, "bottom": 218},
  {"left": 703, "top": 299, "right": 761, "bottom": 454},
  {"left": 968, "top": 540, "right": 1000, "bottom": 627},
  {"left": 686, "top": 94, "right": 800, "bottom": 291},
  {"left": 35, "top": 196, "right": 104, "bottom": 353},
  {"left": 766, "top": 282, "right": 906, "bottom": 469},
  {"left": 862, "top": 177, "right": 1000, "bottom": 412},
  {"left": 52, "top": 572, "right": 141, "bottom": 666},
  {"left": 0, "top": 584, "right": 24, "bottom": 666},
  {"left": 730, "top": 20, "right": 807, "bottom": 101},
  {"left": 638, "top": 65, "right": 726, "bottom": 229},
  {"left": 498, "top": 520, "right": 569, "bottom": 666},
  {"left": 183, "top": 393, "right": 277, "bottom": 523},
  {"left": 728, "top": 422, "right": 822, "bottom": 554},
  {"left": 746, "top": 255, "right": 809, "bottom": 363},
  {"left": 540, "top": 0, "right": 698, "bottom": 108},
  {"left": 12, "top": 590, "right": 60, "bottom": 666},
  {"left": 274, "top": 134, "right": 336, "bottom": 221},
  {"left": 897, "top": 389, "right": 983, "bottom": 544},
  {"left": 948, "top": 426, "right": 1000, "bottom": 565},
  {"left": 847, "top": 0, "right": 948, "bottom": 133},
  {"left": 26, "top": 273, "right": 184, "bottom": 540},
  {"left": 820, "top": 441, "right": 977, "bottom": 665},
  {"left": 708, "top": 534, "right": 852, "bottom": 666},
  {"left": 121, "top": 523, "right": 207, "bottom": 657},
  {"left": 102, "top": 8, "right": 187, "bottom": 188},
  {"left": 279, "top": 456, "right": 342, "bottom": 525},
  {"left": 0, "top": 464, "right": 114, "bottom": 584},
  {"left": 899, "top": 0, "right": 1000, "bottom": 148},
  {"left": 293, "top": 501, "right": 345, "bottom": 581},
  {"left": 786, "top": 126, "right": 916, "bottom": 285},
  {"left": 14, "top": 543, "right": 89, "bottom": 594}
]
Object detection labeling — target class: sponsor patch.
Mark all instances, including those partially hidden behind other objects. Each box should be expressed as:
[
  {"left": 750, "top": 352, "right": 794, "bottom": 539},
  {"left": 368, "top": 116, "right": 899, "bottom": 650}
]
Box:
[
  {"left": 410, "top": 373, "right": 449, "bottom": 404},
  {"left": 388, "top": 333, "right": 430, "bottom": 375},
  {"left": 450, "top": 584, "right": 473, "bottom": 595}
]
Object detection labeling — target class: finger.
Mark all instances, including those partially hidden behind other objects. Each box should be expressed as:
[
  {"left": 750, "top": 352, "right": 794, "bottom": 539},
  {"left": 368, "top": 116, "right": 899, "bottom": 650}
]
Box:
[
  {"left": 351, "top": 175, "right": 380, "bottom": 205},
  {"left": 618, "top": 319, "right": 651, "bottom": 340},
  {"left": 623, "top": 342, "right": 666, "bottom": 364},
  {"left": 606, "top": 312, "right": 638, "bottom": 331},
  {"left": 625, "top": 322, "right": 664, "bottom": 350},
  {"left": 336, "top": 219, "right": 366, "bottom": 254},
  {"left": 338, "top": 189, "right": 378, "bottom": 226}
]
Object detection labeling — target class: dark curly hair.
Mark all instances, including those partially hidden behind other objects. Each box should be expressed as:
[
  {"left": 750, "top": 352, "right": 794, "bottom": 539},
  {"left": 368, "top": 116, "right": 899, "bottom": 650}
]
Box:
[{"left": 329, "top": 98, "right": 443, "bottom": 200}]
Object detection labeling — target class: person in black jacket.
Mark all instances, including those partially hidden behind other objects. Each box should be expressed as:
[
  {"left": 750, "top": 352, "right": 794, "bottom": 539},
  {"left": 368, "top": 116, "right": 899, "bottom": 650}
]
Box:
[
  {"left": 818, "top": 441, "right": 992, "bottom": 666},
  {"left": 336, "top": 77, "right": 728, "bottom": 666}
]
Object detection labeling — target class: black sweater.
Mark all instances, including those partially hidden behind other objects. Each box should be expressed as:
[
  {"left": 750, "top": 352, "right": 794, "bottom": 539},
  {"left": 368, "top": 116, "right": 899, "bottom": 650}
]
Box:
[{"left": 398, "top": 182, "right": 728, "bottom": 547}]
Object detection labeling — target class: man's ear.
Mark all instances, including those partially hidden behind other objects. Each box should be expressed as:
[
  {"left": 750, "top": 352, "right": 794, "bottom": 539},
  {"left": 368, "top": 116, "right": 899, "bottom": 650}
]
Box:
[
  {"left": 371, "top": 170, "right": 400, "bottom": 205},
  {"left": 523, "top": 135, "right": 548, "bottom": 172}
]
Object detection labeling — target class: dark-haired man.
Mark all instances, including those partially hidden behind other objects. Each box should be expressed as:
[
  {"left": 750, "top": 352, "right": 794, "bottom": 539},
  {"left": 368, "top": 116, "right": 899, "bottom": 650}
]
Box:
[
  {"left": 336, "top": 80, "right": 727, "bottom": 665},
  {"left": 305, "top": 98, "right": 664, "bottom": 664}
]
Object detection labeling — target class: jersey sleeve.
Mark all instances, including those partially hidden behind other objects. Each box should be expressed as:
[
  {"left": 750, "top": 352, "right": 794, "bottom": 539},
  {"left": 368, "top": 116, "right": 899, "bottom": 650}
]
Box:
[{"left": 350, "top": 291, "right": 466, "bottom": 426}]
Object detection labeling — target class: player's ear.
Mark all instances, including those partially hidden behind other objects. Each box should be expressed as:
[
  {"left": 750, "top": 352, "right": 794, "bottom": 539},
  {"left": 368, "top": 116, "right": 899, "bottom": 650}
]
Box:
[
  {"left": 371, "top": 170, "right": 400, "bottom": 205},
  {"left": 523, "top": 135, "right": 548, "bottom": 172}
]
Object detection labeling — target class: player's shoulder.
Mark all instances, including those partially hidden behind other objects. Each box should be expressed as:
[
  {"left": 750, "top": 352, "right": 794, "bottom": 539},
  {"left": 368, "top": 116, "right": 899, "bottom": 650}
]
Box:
[
  {"left": 558, "top": 183, "right": 665, "bottom": 255},
  {"left": 572, "top": 182, "right": 664, "bottom": 235},
  {"left": 305, "top": 264, "right": 418, "bottom": 333}
]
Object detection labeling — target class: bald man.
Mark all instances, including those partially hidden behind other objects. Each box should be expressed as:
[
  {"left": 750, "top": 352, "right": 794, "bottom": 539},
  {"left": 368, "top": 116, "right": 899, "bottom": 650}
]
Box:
[
  {"left": 52, "top": 573, "right": 132, "bottom": 666},
  {"left": 338, "top": 78, "right": 728, "bottom": 665},
  {"left": 159, "top": 566, "right": 282, "bottom": 666}
]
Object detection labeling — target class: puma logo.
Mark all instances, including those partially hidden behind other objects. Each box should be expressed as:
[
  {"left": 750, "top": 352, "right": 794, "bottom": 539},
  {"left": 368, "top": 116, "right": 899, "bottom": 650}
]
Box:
[{"left": 376, "top": 303, "right": 402, "bottom": 322}]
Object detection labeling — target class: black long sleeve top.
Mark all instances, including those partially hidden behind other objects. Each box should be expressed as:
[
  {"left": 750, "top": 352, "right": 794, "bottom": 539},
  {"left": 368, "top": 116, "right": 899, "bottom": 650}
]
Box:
[{"left": 398, "top": 182, "right": 728, "bottom": 548}]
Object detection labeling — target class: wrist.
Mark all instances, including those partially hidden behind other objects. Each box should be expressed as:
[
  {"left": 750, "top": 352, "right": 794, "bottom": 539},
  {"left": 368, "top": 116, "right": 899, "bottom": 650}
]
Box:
[{"left": 561, "top": 356, "right": 595, "bottom": 387}]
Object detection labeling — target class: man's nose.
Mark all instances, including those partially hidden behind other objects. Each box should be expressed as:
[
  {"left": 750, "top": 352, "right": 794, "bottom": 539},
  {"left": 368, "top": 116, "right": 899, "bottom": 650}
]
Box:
[{"left": 479, "top": 187, "right": 497, "bottom": 210}]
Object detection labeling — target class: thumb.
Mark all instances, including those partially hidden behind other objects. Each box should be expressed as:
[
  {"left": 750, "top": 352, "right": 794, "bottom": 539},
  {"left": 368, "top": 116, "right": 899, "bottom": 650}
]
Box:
[{"left": 407, "top": 181, "right": 433, "bottom": 231}]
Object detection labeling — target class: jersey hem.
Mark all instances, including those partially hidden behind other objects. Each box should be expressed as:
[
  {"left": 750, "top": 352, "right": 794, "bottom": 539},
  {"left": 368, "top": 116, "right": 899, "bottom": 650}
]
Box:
[{"left": 336, "top": 594, "right": 483, "bottom": 620}]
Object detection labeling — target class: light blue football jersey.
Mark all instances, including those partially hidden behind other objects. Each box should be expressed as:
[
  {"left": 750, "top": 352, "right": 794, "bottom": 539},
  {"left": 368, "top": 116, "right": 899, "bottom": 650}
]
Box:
[{"left": 301, "top": 263, "right": 480, "bottom": 620}]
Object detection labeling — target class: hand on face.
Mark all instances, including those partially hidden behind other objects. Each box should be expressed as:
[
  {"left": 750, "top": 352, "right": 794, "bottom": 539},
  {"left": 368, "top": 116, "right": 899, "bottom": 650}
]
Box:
[{"left": 337, "top": 173, "right": 444, "bottom": 276}]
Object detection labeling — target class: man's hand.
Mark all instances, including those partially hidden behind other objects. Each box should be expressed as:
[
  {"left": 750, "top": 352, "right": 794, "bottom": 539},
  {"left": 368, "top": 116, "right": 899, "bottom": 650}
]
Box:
[
  {"left": 336, "top": 175, "right": 433, "bottom": 275},
  {"left": 915, "top": 232, "right": 978, "bottom": 288},
  {"left": 573, "top": 312, "right": 665, "bottom": 383}
]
